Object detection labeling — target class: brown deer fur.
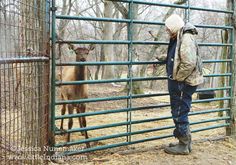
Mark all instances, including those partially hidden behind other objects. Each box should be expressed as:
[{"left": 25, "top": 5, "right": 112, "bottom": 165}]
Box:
[{"left": 59, "top": 45, "right": 93, "bottom": 148}]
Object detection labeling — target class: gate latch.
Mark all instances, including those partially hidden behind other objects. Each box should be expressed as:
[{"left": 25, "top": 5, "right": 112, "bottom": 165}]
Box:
[{"left": 50, "top": 6, "right": 57, "bottom": 11}]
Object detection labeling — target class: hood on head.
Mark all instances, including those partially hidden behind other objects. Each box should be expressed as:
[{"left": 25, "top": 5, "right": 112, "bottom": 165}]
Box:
[
  {"left": 183, "top": 22, "right": 198, "bottom": 35},
  {"left": 165, "top": 14, "right": 185, "bottom": 34}
]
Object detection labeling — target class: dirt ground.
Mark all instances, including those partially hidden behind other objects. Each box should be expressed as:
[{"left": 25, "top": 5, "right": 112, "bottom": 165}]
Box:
[
  {"left": 51, "top": 83, "right": 236, "bottom": 165},
  {"left": 49, "top": 137, "right": 236, "bottom": 165}
]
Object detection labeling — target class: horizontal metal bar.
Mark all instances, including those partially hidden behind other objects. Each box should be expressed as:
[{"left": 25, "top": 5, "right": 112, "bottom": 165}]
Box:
[
  {"left": 56, "top": 59, "right": 232, "bottom": 67},
  {"left": 55, "top": 108, "right": 229, "bottom": 147},
  {"left": 56, "top": 85, "right": 230, "bottom": 104},
  {"left": 202, "top": 59, "right": 232, "bottom": 63},
  {"left": 0, "top": 57, "right": 49, "bottom": 64},
  {"left": 56, "top": 75, "right": 232, "bottom": 87},
  {"left": 195, "top": 24, "right": 233, "bottom": 29},
  {"left": 56, "top": 61, "right": 165, "bottom": 66},
  {"left": 189, "top": 108, "right": 229, "bottom": 116},
  {"left": 192, "top": 97, "right": 231, "bottom": 103},
  {"left": 56, "top": 78, "right": 130, "bottom": 85},
  {"left": 55, "top": 113, "right": 229, "bottom": 147},
  {"left": 198, "top": 43, "right": 232, "bottom": 47},
  {"left": 56, "top": 15, "right": 164, "bottom": 26},
  {"left": 190, "top": 6, "right": 233, "bottom": 14},
  {"left": 55, "top": 120, "right": 128, "bottom": 134},
  {"left": 55, "top": 74, "right": 231, "bottom": 86},
  {"left": 55, "top": 95, "right": 129, "bottom": 105},
  {"left": 55, "top": 124, "right": 229, "bottom": 153},
  {"left": 55, "top": 97, "right": 229, "bottom": 118},
  {"left": 55, "top": 132, "right": 130, "bottom": 148},
  {"left": 114, "top": 0, "right": 233, "bottom": 14},
  {"left": 55, "top": 91, "right": 229, "bottom": 120},
  {"left": 191, "top": 123, "right": 229, "bottom": 133},
  {"left": 55, "top": 104, "right": 171, "bottom": 120},
  {"left": 196, "top": 86, "right": 231, "bottom": 92},
  {"left": 204, "top": 73, "right": 232, "bottom": 77},
  {"left": 56, "top": 40, "right": 169, "bottom": 45},
  {"left": 56, "top": 15, "right": 233, "bottom": 30},
  {"left": 56, "top": 40, "right": 129, "bottom": 44},
  {"left": 130, "top": 116, "right": 230, "bottom": 126},
  {"left": 60, "top": 123, "right": 229, "bottom": 155},
  {"left": 56, "top": 15, "right": 131, "bottom": 23},
  {"left": 132, "top": 93, "right": 169, "bottom": 99},
  {"left": 55, "top": 113, "right": 229, "bottom": 134},
  {"left": 56, "top": 40, "right": 232, "bottom": 47},
  {"left": 55, "top": 74, "right": 231, "bottom": 87},
  {"left": 111, "top": 0, "right": 188, "bottom": 9},
  {"left": 56, "top": 76, "right": 167, "bottom": 86}
]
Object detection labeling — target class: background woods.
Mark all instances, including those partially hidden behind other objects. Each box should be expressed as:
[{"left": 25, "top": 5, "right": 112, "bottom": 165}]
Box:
[
  {"left": 55, "top": 0, "right": 230, "bottom": 94},
  {"left": 1, "top": 0, "right": 236, "bottom": 164}
]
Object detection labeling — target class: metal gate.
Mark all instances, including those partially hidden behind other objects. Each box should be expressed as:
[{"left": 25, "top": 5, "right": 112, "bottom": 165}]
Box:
[{"left": 50, "top": 0, "right": 235, "bottom": 156}]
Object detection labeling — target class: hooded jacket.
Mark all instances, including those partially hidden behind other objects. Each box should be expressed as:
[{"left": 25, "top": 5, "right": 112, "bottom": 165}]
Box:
[{"left": 158, "top": 23, "right": 204, "bottom": 86}]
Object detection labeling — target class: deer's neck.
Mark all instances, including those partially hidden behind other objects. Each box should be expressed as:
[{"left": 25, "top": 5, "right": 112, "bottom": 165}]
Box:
[{"left": 75, "top": 65, "right": 86, "bottom": 80}]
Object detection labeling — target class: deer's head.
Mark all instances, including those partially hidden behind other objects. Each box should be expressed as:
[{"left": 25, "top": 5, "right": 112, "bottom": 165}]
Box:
[{"left": 68, "top": 44, "right": 94, "bottom": 62}]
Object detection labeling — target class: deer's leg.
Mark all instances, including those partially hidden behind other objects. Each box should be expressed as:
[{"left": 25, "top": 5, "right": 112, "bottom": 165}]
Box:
[
  {"left": 76, "top": 104, "right": 84, "bottom": 135},
  {"left": 67, "top": 104, "right": 74, "bottom": 142},
  {"left": 60, "top": 104, "right": 66, "bottom": 130},
  {"left": 60, "top": 94, "right": 66, "bottom": 131},
  {"left": 80, "top": 103, "right": 90, "bottom": 148}
]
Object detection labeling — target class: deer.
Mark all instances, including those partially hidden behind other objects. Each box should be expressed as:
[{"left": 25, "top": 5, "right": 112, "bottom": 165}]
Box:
[{"left": 58, "top": 44, "right": 94, "bottom": 148}]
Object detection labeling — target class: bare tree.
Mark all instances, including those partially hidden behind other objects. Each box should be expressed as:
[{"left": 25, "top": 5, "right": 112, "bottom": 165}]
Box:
[
  {"left": 112, "top": 1, "right": 144, "bottom": 93},
  {"left": 102, "top": 1, "right": 115, "bottom": 79},
  {"left": 140, "top": 0, "right": 187, "bottom": 78},
  {"left": 58, "top": 0, "right": 74, "bottom": 39}
]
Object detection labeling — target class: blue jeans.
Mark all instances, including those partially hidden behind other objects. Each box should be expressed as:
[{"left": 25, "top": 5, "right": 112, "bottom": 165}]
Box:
[{"left": 168, "top": 79, "right": 197, "bottom": 137}]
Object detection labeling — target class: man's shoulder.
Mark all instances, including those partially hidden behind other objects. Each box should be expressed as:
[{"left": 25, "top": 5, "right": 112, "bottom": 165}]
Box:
[
  {"left": 181, "top": 33, "right": 196, "bottom": 49},
  {"left": 182, "top": 33, "right": 195, "bottom": 41}
]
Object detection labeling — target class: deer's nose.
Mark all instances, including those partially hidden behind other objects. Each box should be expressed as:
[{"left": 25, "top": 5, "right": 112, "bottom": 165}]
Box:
[{"left": 80, "top": 58, "right": 86, "bottom": 62}]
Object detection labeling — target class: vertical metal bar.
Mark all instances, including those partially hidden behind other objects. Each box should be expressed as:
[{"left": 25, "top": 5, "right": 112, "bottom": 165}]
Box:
[
  {"left": 50, "top": 0, "right": 56, "bottom": 148},
  {"left": 184, "top": 0, "right": 190, "bottom": 22},
  {"left": 0, "top": 66, "right": 1, "bottom": 163},
  {"left": 227, "top": 0, "right": 235, "bottom": 136},
  {"left": 187, "top": 0, "right": 190, "bottom": 22},
  {"left": 3, "top": 64, "right": 7, "bottom": 164},
  {"left": 45, "top": 0, "right": 51, "bottom": 158},
  {"left": 127, "top": 0, "right": 134, "bottom": 143},
  {"left": 232, "top": 0, "right": 236, "bottom": 137}
]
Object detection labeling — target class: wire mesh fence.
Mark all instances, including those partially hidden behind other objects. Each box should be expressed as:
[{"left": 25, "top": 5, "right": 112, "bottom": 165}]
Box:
[
  {"left": 51, "top": 0, "right": 235, "bottom": 156},
  {"left": 0, "top": 0, "right": 50, "bottom": 164}
]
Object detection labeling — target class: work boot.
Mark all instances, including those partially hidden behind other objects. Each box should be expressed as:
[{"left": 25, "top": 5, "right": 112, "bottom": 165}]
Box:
[
  {"left": 164, "top": 135, "right": 191, "bottom": 155},
  {"left": 169, "top": 133, "right": 192, "bottom": 152}
]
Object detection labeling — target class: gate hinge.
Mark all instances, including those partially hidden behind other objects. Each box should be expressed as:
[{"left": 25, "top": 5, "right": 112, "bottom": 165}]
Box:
[{"left": 50, "top": 6, "right": 57, "bottom": 11}]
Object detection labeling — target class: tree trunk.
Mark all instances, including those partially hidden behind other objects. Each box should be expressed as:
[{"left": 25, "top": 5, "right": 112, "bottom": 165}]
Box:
[
  {"left": 58, "top": 0, "right": 73, "bottom": 39},
  {"left": 112, "top": 2, "right": 143, "bottom": 93},
  {"left": 226, "top": 0, "right": 236, "bottom": 137},
  {"left": 102, "top": 1, "right": 115, "bottom": 79},
  {"left": 113, "top": 11, "right": 125, "bottom": 78},
  {"left": 130, "top": 4, "right": 144, "bottom": 94},
  {"left": 95, "top": 46, "right": 105, "bottom": 79},
  {"left": 94, "top": 0, "right": 103, "bottom": 80},
  {"left": 218, "top": 30, "right": 229, "bottom": 117}
]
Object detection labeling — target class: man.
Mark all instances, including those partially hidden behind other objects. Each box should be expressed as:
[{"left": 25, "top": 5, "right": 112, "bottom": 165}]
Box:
[{"left": 157, "top": 14, "right": 204, "bottom": 155}]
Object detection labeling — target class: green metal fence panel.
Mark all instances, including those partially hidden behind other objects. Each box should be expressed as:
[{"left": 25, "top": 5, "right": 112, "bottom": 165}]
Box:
[{"left": 50, "top": 0, "right": 235, "bottom": 156}]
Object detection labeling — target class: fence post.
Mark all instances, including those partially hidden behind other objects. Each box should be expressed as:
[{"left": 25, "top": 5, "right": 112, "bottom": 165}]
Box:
[{"left": 226, "top": 0, "right": 236, "bottom": 138}]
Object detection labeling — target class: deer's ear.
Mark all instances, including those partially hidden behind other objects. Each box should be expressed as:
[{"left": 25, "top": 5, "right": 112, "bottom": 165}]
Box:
[
  {"left": 68, "top": 44, "right": 75, "bottom": 50},
  {"left": 89, "top": 44, "right": 95, "bottom": 51}
]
